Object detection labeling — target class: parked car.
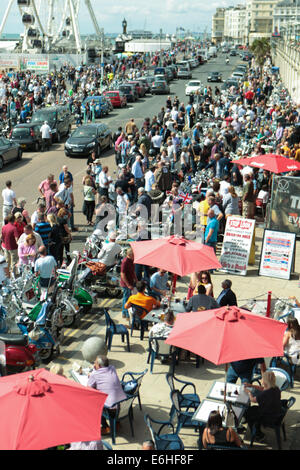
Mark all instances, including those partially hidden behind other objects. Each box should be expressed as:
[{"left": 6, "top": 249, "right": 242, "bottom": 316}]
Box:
[
  {"left": 9, "top": 123, "right": 43, "bottom": 151},
  {"left": 138, "top": 77, "right": 151, "bottom": 94},
  {"left": 0, "top": 136, "right": 22, "bottom": 170},
  {"left": 81, "top": 96, "right": 110, "bottom": 118},
  {"left": 103, "top": 90, "right": 127, "bottom": 108},
  {"left": 221, "top": 78, "right": 239, "bottom": 90},
  {"left": 185, "top": 80, "right": 202, "bottom": 96},
  {"left": 165, "top": 67, "right": 173, "bottom": 82},
  {"left": 207, "top": 71, "right": 222, "bottom": 82},
  {"left": 231, "top": 71, "right": 246, "bottom": 80},
  {"left": 118, "top": 84, "right": 137, "bottom": 102},
  {"left": 177, "top": 67, "right": 192, "bottom": 79},
  {"left": 151, "top": 79, "right": 170, "bottom": 95},
  {"left": 31, "top": 105, "right": 72, "bottom": 142},
  {"left": 65, "top": 123, "right": 112, "bottom": 158},
  {"left": 127, "top": 80, "right": 146, "bottom": 97},
  {"left": 168, "top": 65, "right": 178, "bottom": 78}
]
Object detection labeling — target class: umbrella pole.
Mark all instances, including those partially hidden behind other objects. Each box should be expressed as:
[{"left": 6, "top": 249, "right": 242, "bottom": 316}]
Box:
[
  {"left": 169, "top": 274, "right": 177, "bottom": 307},
  {"left": 224, "top": 363, "right": 228, "bottom": 404}
]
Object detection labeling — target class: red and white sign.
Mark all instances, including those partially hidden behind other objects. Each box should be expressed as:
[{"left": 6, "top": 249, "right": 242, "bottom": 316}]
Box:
[{"left": 220, "top": 216, "right": 255, "bottom": 276}]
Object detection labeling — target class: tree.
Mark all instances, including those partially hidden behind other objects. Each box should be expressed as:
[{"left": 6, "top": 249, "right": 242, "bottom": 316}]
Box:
[{"left": 250, "top": 38, "right": 271, "bottom": 67}]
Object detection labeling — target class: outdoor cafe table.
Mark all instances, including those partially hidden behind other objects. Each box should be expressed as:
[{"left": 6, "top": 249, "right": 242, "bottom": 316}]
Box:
[
  {"left": 70, "top": 368, "right": 91, "bottom": 387},
  {"left": 143, "top": 299, "right": 186, "bottom": 324},
  {"left": 207, "top": 380, "right": 250, "bottom": 407},
  {"left": 192, "top": 399, "right": 246, "bottom": 449}
]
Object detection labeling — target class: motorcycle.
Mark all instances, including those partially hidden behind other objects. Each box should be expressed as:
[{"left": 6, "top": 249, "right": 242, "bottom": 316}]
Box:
[
  {"left": 16, "top": 284, "right": 63, "bottom": 362},
  {"left": 57, "top": 251, "right": 95, "bottom": 316},
  {"left": 0, "top": 331, "right": 39, "bottom": 374}
]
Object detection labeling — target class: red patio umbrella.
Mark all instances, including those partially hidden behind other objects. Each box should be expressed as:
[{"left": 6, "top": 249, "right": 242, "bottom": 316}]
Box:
[
  {"left": 165, "top": 306, "right": 286, "bottom": 365},
  {"left": 0, "top": 368, "right": 107, "bottom": 450},
  {"left": 232, "top": 153, "right": 300, "bottom": 174},
  {"left": 130, "top": 235, "right": 222, "bottom": 277}
]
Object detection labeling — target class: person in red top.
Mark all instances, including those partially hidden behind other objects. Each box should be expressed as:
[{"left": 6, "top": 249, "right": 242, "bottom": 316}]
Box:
[
  {"left": 120, "top": 248, "right": 137, "bottom": 319},
  {"left": 13, "top": 212, "right": 26, "bottom": 239},
  {"left": 1, "top": 214, "right": 19, "bottom": 276},
  {"left": 245, "top": 89, "right": 254, "bottom": 105}
]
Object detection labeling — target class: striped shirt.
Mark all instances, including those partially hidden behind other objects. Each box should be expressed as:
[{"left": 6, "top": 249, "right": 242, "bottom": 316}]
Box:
[{"left": 34, "top": 222, "right": 52, "bottom": 247}]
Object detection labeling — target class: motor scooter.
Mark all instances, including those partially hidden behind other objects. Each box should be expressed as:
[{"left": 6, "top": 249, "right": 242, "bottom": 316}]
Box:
[
  {"left": 0, "top": 333, "right": 39, "bottom": 374},
  {"left": 16, "top": 285, "right": 63, "bottom": 362}
]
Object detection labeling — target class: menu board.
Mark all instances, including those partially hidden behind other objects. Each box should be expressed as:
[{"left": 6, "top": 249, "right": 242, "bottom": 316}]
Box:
[
  {"left": 259, "top": 229, "right": 296, "bottom": 280},
  {"left": 220, "top": 216, "right": 256, "bottom": 276}
]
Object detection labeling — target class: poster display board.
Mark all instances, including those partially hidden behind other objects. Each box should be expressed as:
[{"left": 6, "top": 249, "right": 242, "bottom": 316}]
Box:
[
  {"left": 268, "top": 176, "right": 300, "bottom": 235},
  {"left": 259, "top": 229, "right": 296, "bottom": 280},
  {"left": 220, "top": 216, "right": 255, "bottom": 276}
]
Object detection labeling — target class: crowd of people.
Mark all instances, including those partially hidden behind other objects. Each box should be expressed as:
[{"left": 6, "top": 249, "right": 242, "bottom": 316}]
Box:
[{"left": 1, "top": 41, "right": 300, "bottom": 450}]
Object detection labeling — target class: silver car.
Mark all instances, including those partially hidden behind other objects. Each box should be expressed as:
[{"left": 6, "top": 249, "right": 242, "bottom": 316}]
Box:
[{"left": 177, "top": 67, "right": 192, "bottom": 79}]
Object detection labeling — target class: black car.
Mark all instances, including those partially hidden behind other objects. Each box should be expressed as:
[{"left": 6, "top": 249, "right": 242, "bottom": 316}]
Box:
[
  {"left": 9, "top": 123, "right": 43, "bottom": 151},
  {"left": 64, "top": 123, "right": 112, "bottom": 158},
  {"left": 207, "top": 71, "right": 222, "bottom": 82},
  {"left": 118, "top": 84, "right": 137, "bottom": 102},
  {"left": 229, "top": 50, "right": 237, "bottom": 56},
  {"left": 0, "top": 136, "right": 22, "bottom": 170},
  {"left": 31, "top": 105, "right": 73, "bottom": 142}
]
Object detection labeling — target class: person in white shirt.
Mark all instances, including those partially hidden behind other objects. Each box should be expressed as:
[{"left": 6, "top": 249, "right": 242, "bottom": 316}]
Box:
[
  {"left": 97, "top": 232, "right": 121, "bottom": 268},
  {"left": 257, "top": 185, "right": 269, "bottom": 204},
  {"left": 2, "top": 180, "right": 16, "bottom": 224},
  {"left": 151, "top": 131, "right": 162, "bottom": 154},
  {"left": 40, "top": 121, "right": 51, "bottom": 152},
  {"left": 116, "top": 187, "right": 129, "bottom": 227},
  {"left": 145, "top": 167, "right": 155, "bottom": 193}
]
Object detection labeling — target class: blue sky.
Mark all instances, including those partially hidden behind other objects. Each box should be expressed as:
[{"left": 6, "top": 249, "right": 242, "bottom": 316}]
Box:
[{"left": 0, "top": 0, "right": 242, "bottom": 35}]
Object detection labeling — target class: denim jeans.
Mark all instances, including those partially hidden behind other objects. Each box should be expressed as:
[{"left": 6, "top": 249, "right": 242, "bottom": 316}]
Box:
[
  {"left": 122, "top": 286, "right": 131, "bottom": 318},
  {"left": 226, "top": 365, "right": 253, "bottom": 384}
]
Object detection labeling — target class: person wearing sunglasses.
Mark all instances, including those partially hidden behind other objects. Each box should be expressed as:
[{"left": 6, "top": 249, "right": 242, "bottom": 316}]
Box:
[{"left": 193, "top": 270, "right": 214, "bottom": 297}]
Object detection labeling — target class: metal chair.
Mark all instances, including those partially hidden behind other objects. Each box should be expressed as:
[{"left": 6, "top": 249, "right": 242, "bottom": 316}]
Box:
[
  {"left": 144, "top": 413, "right": 184, "bottom": 450},
  {"left": 129, "top": 304, "right": 149, "bottom": 341},
  {"left": 270, "top": 355, "right": 299, "bottom": 388},
  {"left": 250, "top": 397, "right": 296, "bottom": 450},
  {"left": 147, "top": 336, "right": 177, "bottom": 374},
  {"left": 103, "top": 309, "right": 130, "bottom": 352},
  {"left": 251, "top": 367, "right": 291, "bottom": 391},
  {"left": 101, "top": 440, "right": 113, "bottom": 450},
  {"left": 102, "top": 394, "right": 137, "bottom": 445},
  {"left": 169, "top": 389, "right": 199, "bottom": 434},
  {"left": 121, "top": 368, "right": 148, "bottom": 410},
  {"left": 166, "top": 373, "right": 200, "bottom": 420}
]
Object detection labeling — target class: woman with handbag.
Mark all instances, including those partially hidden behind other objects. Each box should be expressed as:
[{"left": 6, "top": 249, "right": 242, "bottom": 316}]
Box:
[
  {"left": 83, "top": 176, "right": 96, "bottom": 226},
  {"left": 47, "top": 214, "right": 63, "bottom": 267},
  {"left": 57, "top": 208, "right": 72, "bottom": 265}
]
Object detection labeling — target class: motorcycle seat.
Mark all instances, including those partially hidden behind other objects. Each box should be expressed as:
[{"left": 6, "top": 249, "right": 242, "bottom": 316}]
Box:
[{"left": 0, "top": 333, "right": 28, "bottom": 346}]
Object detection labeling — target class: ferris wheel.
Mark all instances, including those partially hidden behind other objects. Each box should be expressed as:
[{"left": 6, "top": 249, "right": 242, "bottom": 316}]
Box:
[{"left": 0, "top": 0, "right": 101, "bottom": 53}]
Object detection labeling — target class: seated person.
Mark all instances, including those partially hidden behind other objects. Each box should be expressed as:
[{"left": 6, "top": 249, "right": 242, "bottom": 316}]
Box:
[
  {"left": 97, "top": 231, "right": 121, "bottom": 268},
  {"left": 283, "top": 316, "right": 300, "bottom": 365},
  {"left": 149, "top": 269, "right": 169, "bottom": 300},
  {"left": 125, "top": 280, "right": 160, "bottom": 319},
  {"left": 149, "top": 310, "right": 175, "bottom": 339},
  {"left": 186, "top": 284, "right": 220, "bottom": 312},
  {"left": 244, "top": 371, "right": 282, "bottom": 442},
  {"left": 202, "top": 410, "right": 244, "bottom": 449},
  {"left": 227, "top": 357, "right": 266, "bottom": 385},
  {"left": 87, "top": 355, "right": 126, "bottom": 435}
]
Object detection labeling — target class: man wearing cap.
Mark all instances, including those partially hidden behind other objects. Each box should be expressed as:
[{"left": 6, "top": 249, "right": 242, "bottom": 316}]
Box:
[
  {"left": 40, "top": 121, "right": 51, "bottom": 152},
  {"left": 97, "top": 231, "right": 121, "bottom": 269}
]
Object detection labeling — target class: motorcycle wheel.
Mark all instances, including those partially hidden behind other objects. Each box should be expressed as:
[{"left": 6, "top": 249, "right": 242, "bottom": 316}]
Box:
[
  {"left": 39, "top": 347, "right": 54, "bottom": 362},
  {"left": 61, "top": 313, "right": 76, "bottom": 327}
]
